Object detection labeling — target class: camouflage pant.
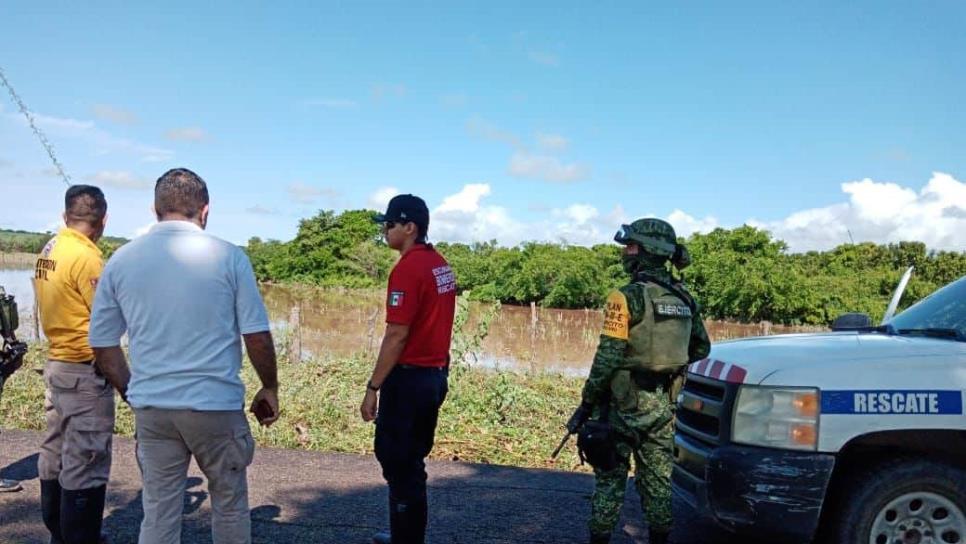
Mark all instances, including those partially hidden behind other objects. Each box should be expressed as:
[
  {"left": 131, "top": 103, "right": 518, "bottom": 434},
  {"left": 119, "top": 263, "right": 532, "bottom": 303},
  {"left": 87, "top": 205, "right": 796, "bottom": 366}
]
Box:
[{"left": 589, "top": 380, "right": 675, "bottom": 537}]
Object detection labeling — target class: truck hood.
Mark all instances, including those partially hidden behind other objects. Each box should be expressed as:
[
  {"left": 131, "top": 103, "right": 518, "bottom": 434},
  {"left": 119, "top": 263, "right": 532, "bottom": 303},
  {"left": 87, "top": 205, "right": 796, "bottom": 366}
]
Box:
[{"left": 686, "top": 331, "right": 964, "bottom": 385}]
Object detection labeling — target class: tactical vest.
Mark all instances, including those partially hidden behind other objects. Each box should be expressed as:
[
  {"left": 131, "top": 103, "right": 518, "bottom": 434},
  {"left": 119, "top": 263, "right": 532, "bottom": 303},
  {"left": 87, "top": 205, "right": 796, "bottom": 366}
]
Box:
[{"left": 624, "top": 281, "right": 693, "bottom": 374}]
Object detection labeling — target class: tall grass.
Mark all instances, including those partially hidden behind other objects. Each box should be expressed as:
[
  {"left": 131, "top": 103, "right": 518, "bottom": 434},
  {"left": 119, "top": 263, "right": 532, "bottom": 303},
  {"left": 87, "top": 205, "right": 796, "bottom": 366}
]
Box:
[{"left": 0, "top": 343, "right": 589, "bottom": 471}]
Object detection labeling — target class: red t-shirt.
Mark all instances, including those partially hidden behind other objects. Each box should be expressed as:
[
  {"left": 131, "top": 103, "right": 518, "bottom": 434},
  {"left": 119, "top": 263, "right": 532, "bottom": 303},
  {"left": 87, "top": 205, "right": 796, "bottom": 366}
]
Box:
[{"left": 385, "top": 244, "right": 457, "bottom": 367}]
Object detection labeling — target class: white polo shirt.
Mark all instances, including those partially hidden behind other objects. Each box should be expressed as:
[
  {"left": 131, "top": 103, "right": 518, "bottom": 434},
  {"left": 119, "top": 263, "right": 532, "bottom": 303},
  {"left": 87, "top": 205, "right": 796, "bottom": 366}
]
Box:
[{"left": 89, "top": 220, "right": 270, "bottom": 411}]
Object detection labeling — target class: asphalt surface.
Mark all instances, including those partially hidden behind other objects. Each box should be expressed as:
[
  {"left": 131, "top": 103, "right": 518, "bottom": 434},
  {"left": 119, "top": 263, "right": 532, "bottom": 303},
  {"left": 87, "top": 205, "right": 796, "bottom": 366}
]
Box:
[{"left": 1, "top": 429, "right": 740, "bottom": 544}]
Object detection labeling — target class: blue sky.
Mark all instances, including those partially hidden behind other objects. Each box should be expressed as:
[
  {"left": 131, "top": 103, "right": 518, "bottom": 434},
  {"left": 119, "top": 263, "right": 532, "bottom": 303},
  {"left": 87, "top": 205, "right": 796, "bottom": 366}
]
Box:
[{"left": 1, "top": 1, "right": 964, "bottom": 251}]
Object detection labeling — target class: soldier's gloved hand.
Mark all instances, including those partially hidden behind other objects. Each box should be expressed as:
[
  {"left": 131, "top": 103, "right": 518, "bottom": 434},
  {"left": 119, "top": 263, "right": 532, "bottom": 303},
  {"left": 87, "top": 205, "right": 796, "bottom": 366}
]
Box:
[
  {"left": 566, "top": 403, "right": 592, "bottom": 434},
  {"left": 0, "top": 345, "right": 25, "bottom": 380}
]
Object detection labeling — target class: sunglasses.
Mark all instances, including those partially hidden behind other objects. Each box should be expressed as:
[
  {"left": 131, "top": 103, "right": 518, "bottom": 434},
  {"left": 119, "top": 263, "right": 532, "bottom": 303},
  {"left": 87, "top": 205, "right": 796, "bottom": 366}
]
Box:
[{"left": 383, "top": 220, "right": 411, "bottom": 230}]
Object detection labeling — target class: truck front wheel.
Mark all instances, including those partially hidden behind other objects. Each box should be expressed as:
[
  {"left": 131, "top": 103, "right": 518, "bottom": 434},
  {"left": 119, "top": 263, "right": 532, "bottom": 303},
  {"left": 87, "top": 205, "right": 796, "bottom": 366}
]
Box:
[{"left": 833, "top": 459, "right": 966, "bottom": 544}]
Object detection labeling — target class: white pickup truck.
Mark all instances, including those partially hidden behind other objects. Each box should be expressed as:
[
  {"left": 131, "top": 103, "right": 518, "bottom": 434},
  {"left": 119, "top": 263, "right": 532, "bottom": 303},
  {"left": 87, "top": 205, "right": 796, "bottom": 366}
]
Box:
[{"left": 673, "top": 271, "right": 966, "bottom": 544}]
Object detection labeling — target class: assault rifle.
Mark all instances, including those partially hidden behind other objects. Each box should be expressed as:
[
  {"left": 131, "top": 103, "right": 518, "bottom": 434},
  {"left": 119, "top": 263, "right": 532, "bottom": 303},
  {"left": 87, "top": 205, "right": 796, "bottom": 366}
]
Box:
[
  {"left": 550, "top": 403, "right": 592, "bottom": 460},
  {"left": 0, "top": 286, "right": 28, "bottom": 384}
]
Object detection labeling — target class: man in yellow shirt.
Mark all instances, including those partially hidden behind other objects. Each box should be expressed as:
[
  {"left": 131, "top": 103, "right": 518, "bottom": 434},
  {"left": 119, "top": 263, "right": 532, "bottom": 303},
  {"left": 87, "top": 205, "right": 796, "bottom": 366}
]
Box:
[{"left": 35, "top": 185, "right": 113, "bottom": 544}]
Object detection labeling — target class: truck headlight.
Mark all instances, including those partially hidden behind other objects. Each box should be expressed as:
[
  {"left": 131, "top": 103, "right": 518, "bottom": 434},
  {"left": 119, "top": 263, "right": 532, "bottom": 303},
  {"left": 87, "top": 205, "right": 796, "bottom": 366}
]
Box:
[{"left": 732, "top": 386, "right": 819, "bottom": 451}]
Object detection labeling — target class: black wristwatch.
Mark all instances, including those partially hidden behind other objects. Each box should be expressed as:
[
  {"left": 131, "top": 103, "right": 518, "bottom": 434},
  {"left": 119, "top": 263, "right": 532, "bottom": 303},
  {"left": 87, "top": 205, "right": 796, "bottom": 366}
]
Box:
[{"left": 367, "top": 380, "right": 380, "bottom": 392}]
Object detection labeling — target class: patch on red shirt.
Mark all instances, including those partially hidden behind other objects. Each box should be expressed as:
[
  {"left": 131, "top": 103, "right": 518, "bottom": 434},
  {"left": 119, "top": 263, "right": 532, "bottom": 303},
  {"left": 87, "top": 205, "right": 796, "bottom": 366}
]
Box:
[{"left": 389, "top": 291, "right": 405, "bottom": 307}]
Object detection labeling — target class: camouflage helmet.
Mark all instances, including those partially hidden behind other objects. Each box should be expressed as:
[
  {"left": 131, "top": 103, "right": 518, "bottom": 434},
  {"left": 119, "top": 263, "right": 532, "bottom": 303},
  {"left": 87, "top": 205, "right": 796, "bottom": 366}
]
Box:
[
  {"left": 671, "top": 243, "right": 691, "bottom": 270},
  {"left": 614, "top": 218, "right": 677, "bottom": 258}
]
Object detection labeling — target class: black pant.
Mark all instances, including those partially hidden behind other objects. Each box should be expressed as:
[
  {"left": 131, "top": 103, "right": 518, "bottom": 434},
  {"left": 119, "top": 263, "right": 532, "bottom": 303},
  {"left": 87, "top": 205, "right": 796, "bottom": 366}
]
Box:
[
  {"left": 374, "top": 365, "right": 448, "bottom": 543},
  {"left": 375, "top": 365, "right": 448, "bottom": 501}
]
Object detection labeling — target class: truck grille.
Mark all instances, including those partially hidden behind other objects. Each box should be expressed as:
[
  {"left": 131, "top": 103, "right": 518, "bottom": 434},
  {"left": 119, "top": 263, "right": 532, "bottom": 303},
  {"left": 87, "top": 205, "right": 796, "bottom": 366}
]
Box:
[{"left": 673, "top": 373, "right": 739, "bottom": 495}]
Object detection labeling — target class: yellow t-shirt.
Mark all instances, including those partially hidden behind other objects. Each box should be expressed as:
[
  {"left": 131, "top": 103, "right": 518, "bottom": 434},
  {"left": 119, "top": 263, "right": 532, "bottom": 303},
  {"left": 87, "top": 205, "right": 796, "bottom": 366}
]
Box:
[{"left": 34, "top": 227, "right": 104, "bottom": 363}]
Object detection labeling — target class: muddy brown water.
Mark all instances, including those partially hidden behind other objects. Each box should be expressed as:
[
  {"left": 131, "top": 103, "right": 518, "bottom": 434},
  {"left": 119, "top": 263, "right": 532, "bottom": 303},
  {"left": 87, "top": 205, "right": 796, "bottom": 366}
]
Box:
[{"left": 1, "top": 267, "right": 820, "bottom": 375}]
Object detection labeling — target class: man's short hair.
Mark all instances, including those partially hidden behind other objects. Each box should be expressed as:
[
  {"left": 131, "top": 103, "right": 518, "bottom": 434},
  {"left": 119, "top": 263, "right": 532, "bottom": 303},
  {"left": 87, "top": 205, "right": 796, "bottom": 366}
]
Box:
[
  {"left": 64, "top": 185, "right": 107, "bottom": 226},
  {"left": 154, "top": 168, "right": 209, "bottom": 219}
]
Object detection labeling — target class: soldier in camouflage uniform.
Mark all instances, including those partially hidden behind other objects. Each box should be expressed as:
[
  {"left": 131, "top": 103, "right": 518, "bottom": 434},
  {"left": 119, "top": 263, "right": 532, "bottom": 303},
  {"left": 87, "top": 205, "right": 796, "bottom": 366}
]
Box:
[
  {"left": 1, "top": 287, "right": 28, "bottom": 492},
  {"left": 569, "top": 218, "right": 710, "bottom": 544}
]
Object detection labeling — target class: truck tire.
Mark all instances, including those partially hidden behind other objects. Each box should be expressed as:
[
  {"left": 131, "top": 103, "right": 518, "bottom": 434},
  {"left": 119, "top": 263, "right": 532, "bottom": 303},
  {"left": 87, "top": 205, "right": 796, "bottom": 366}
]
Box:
[{"left": 832, "top": 458, "right": 966, "bottom": 544}]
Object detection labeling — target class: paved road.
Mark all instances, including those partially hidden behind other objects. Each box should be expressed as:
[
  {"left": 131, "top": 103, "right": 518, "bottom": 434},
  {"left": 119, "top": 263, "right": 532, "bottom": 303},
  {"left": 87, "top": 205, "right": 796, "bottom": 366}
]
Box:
[{"left": 1, "top": 429, "right": 740, "bottom": 544}]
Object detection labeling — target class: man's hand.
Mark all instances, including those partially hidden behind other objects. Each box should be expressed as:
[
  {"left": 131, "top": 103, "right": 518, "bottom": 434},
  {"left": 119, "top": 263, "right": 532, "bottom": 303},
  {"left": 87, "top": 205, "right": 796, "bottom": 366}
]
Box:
[
  {"left": 250, "top": 387, "right": 279, "bottom": 427},
  {"left": 360, "top": 389, "right": 378, "bottom": 422},
  {"left": 566, "top": 403, "right": 592, "bottom": 434},
  {"left": 92, "top": 346, "right": 131, "bottom": 400}
]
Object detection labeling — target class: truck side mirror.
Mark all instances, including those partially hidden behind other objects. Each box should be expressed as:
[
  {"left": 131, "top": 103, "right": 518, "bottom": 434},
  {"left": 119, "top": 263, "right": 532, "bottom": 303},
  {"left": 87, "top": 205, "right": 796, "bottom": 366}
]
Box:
[{"left": 831, "top": 312, "right": 872, "bottom": 331}]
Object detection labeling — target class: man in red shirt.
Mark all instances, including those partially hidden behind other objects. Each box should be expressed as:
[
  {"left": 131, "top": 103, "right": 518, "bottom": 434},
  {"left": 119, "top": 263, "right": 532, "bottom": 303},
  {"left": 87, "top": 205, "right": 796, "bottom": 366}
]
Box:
[{"left": 360, "top": 194, "right": 456, "bottom": 544}]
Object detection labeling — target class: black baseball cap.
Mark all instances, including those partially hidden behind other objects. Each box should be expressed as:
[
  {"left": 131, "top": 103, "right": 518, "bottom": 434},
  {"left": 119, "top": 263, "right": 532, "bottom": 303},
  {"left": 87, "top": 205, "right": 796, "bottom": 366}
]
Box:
[{"left": 374, "top": 194, "right": 429, "bottom": 229}]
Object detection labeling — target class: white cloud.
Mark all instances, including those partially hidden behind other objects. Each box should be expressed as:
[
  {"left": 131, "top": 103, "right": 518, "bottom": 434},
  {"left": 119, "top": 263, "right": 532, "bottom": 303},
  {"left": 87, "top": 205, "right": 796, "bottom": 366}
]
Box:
[
  {"left": 557, "top": 203, "right": 597, "bottom": 224},
  {"left": 164, "top": 127, "right": 209, "bottom": 142},
  {"left": 4, "top": 109, "right": 172, "bottom": 162},
  {"left": 246, "top": 205, "right": 280, "bottom": 216},
  {"left": 374, "top": 174, "right": 964, "bottom": 253},
  {"left": 945, "top": 206, "right": 966, "bottom": 220},
  {"left": 466, "top": 117, "right": 523, "bottom": 149},
  {"left": 368, "top": 186, "right": 400, "bottom": 210},
  {"left": 751, "top": 172, "right": 966, "bottom": 251},
  {"left": 92, "top": 104, "right": 138, "bottom": 125},
  {"left": 31, "top": 112, "right": 95, "bottom": 131},
  {"left": 302, "top": 98, "right": 358, "bottom": 109},
  {"left": 437, "top": 183, "right": 491, "bottom": 213},
  {"left": 508, "top": 152, "right": 588, "bottom": 183},
  {"left": 286, "top": 182, "right": 338, "bottom": 204},
  {"left": 467, "top": 118, "right": 589, "bottom": 183},
  {"left": 545, "top": 204, "right": 647, "bottom": 246},
  {"left": 536, "top": 132, "right": 569, "bottom": 152},
  {"left": 427, "top": 187, "right": 629, "bottom": 247},
  {"left": 430, "top": 183, "right": 525, "bottom": 244},
  {"left": 87, "top": 170, "right": 152, "bottom": 190},
  {"left": 667, "top": 210, "right": 720, "bottom": 238}
]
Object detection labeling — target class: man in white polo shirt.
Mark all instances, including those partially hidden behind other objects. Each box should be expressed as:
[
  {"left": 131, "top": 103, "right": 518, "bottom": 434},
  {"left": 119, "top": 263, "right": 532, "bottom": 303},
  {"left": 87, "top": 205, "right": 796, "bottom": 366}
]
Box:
[{"left": 89, "top": 168, "right": 280, "bottom": 544}]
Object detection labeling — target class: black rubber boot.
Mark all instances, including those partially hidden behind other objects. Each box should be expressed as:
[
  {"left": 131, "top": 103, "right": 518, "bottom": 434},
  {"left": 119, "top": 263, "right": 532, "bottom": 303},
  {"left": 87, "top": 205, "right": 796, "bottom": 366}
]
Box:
[
  {"left": 590, "top": 532, "right": 611, "bottom": 544},
  {"left": 373, "top": 493, "right": 428, "bottom": 544},
  {"left": 60, "top": 485, "right": 106, "bottom": 544},
  {"left": 648, "top": 528, "right": 670, "bottom": 544},
  {"left": 402, "top": 493, "right": 427, "bottom": 544},
  {"left": 41, "top": 479, "right": 64, "bottom": 544}
]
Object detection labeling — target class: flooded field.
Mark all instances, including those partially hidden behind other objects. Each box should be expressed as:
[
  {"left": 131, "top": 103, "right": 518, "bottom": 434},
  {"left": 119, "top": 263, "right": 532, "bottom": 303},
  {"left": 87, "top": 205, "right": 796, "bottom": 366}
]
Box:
[
  {"left": 1, "top": 267, "right": 820, "bottom": 375},
  {"left": 0, "top": 264, "right": 41, "bottom": 341}
]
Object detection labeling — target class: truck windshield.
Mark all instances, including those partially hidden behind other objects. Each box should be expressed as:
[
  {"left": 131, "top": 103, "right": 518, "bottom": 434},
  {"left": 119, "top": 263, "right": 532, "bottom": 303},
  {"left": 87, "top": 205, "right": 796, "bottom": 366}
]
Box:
[{"left": 887, "top": 275, "right": 966, "bottom": 341}]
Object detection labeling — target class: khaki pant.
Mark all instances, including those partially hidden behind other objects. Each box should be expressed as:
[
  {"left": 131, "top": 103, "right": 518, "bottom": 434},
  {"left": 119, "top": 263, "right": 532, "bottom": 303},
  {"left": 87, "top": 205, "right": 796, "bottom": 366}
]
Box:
[
  {"left": 134, "top": 408, "right": 255, "bottom": 544},
  {"left": 38, "top": 360, "right": 115, "bottom": 490}
]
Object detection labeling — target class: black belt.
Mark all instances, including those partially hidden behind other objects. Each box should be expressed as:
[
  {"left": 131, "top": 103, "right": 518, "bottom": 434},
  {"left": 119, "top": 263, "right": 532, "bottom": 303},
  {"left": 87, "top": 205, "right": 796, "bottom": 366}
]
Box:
[{"left": 396, "top": 364, "right": 447, "bottom": 371}]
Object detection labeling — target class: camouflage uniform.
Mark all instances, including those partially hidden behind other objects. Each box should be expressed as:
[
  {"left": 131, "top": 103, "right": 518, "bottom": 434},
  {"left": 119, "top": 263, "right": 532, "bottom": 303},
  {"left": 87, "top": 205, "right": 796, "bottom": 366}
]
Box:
[{"left": 581, "top": 219, "right": 711, "bottom": 542}]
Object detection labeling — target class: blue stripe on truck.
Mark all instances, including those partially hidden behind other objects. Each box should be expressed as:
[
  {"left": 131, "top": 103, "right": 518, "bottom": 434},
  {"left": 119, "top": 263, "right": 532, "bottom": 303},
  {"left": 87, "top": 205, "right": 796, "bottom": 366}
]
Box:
[{"left": 821, "top": 390, "right": 963, "bottom": 415}]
